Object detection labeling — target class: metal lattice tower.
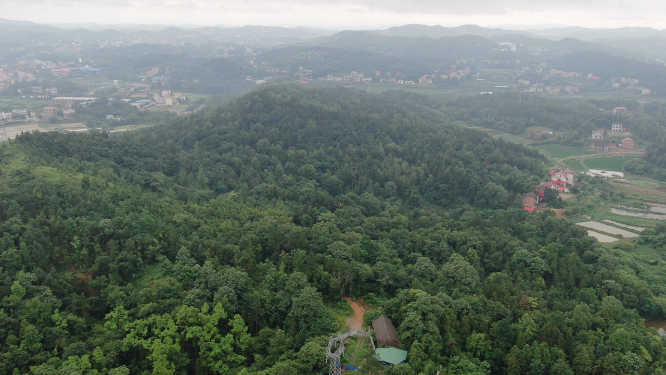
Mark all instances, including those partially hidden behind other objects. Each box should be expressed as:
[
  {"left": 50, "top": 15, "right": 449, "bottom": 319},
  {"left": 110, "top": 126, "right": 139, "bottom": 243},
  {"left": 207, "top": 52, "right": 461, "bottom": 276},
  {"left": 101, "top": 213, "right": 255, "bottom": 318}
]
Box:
[{"left": 326, "top": 333, "right": 347, "bottom": 375}]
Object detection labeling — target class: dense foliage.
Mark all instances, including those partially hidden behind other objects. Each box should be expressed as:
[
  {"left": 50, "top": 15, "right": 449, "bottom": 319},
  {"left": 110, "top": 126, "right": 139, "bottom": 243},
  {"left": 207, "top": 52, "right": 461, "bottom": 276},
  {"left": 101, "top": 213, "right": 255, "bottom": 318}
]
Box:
[{"left": 0, "top": 85, "right": 665, "bottom": 375}]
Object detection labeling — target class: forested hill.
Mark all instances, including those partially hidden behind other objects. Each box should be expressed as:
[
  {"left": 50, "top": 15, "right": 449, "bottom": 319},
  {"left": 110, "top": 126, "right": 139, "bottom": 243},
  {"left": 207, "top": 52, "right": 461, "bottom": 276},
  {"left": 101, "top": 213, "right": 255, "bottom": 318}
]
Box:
[
  {"left": 1, "top": 85, "right": 666, "bottom": 374},
  {"left": 137, "top": 84, "right": 546, "bottom": 208}
]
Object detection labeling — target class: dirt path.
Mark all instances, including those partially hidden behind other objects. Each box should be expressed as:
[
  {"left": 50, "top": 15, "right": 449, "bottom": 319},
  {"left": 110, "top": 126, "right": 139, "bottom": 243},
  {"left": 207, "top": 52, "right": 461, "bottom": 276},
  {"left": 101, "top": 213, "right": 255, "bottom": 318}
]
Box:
[{"left": 343, "top": 297, "right": 367, "bottom": 332}]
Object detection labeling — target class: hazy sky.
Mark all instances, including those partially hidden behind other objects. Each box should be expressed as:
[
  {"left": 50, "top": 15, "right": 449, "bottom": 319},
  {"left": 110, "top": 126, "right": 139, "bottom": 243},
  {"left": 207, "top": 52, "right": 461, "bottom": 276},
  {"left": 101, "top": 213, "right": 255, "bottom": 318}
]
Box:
[{"left": 5, "top": 0, "right": 666, "bottom": 29}]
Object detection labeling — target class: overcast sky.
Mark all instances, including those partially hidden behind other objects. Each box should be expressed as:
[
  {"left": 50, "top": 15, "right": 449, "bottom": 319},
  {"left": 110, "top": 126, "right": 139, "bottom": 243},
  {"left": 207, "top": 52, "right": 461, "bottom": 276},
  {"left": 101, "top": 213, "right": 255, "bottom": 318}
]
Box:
[{"left": 5, "top": 0, "right": 666, "bottom": 29}]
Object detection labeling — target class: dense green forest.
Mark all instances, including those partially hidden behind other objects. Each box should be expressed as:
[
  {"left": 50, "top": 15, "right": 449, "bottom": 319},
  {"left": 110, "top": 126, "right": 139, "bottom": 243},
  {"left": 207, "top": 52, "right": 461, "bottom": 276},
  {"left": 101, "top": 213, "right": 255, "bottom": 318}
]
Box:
[{"left": 1, "top": 84, "right": 666, "bottom": 375}]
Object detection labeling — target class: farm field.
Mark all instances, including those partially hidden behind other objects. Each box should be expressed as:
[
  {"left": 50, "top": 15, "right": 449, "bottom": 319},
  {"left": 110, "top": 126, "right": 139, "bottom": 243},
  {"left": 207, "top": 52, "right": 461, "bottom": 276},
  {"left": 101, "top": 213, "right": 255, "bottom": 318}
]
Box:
[
  {"left": 584, "top": 155, "right": 638, "bottom": 171},
  {"left": 534, "top": 144, "right": 593, "bottom": 159},
  {"left": 576, "top": 221, "right": 640, "bottom": 237},
  {"left": 182, "top": 93, "right": 212, "bottom": 101},
  {"left": 611, "top": 208, "right": 666, "bottom": 220},
  {"left": 602, "top": 219, "right": 646, "bottom": 232},
  {"left": 585, "top": 230, "right": 619, "bottom": 243},
  {"left": 565, "top": 159, "right": 587, "bottom": 171}
]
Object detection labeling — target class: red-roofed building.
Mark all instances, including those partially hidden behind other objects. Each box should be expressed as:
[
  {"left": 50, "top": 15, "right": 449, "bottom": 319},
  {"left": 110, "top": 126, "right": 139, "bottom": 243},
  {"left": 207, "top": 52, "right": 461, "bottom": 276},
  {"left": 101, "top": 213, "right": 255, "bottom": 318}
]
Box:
[
  {"left": 541, "top": 182, "right": 559, "bottom": 189},
  {"left": 524, "top": 207, "right": 535, "bottom": 212}
]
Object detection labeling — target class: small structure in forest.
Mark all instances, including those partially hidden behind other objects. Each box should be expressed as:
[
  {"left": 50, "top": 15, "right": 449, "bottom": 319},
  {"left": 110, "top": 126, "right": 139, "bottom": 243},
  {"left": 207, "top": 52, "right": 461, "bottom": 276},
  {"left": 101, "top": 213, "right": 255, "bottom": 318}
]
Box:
[
  {"left": 375, "top": 347, "right": 408, "bottom": 366},
  {"left": 372, "top": 316, "right": 401, "bottom": 349}
]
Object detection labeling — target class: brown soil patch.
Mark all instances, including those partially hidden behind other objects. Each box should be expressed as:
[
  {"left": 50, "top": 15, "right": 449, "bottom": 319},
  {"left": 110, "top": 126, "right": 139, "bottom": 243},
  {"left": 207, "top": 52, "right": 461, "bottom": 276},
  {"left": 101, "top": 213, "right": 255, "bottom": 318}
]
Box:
[
  {"left": 553, "top": 209, "right": 568, "bottom": 219},
  {"left": 343, "top": 297, "right": 367, "bottom": 332}
]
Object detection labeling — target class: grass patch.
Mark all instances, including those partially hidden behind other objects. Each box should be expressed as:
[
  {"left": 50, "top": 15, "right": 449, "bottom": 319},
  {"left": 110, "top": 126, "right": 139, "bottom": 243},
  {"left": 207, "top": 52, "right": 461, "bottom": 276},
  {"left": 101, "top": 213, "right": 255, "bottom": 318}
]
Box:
[
  {"left": 534, "top": 144, "right": 594, "bottom": 159},
  {"left": 565, "top": 159, "right": 587, "bottom": 171},
  {"left": 340, "top": 336, "right": 382, "bottom": 372},
  {"left": 182, "top": 93, "right": 212, "bottom": 101},
  {"left": 328, "top": 300, "right": 353, "bottom": 331},
  {"left": 584, "top": 156, "right": 638, "bottom": 171}
]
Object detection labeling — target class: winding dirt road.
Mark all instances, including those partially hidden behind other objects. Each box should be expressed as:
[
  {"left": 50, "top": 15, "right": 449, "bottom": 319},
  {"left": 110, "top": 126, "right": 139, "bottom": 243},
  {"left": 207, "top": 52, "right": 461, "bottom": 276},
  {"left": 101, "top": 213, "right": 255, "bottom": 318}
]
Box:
[{"left": 343, "top": 297, "right": 367, "bottom": 332}]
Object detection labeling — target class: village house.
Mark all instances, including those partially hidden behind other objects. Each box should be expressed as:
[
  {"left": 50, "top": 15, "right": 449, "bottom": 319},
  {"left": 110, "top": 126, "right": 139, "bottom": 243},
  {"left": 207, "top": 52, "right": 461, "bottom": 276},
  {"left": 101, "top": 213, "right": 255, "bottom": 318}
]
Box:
[
  {"left": 372, "top": 316, "right": 401, "bottom": 348},
  {"left": 11, "top": 108, "right": 28, "bottom": 116},
  {"left": 541, "top": 181, "right": 565, "bottom": 191},
  {"left": 62, "top": 109, "right": 75, "bottom": 118},
  {"left": 42, "top": 107, "right": 57, "bottom": 118},
  {"left": 46, "top": 87, "right": 57, "bottom": 95},
  {"left": 563, "top": 169, "right": 574, "bottom": 185},
  {"left": 613, "top": 107, "right": 628, "bottom": 114},
  {"left": 622, "top": 138, "right": 635, "bottom": 150},
  {"left": 0, "top": 112, "right": 12, "bottom": 120},
  {"left": 522, "top": 192, "right": 539, "bottom": 212},
  {"left": 551, "top": 171, "right": 567, "bottom": 184},
  {"left": 589, "top": 141, "right": 618, "bottom": 152},
  {"left": 591, "top": 131, "right": 604, "bottom": 140},
  {"left": 612, "top": 123, "right": 627, "bottom": 133},
  {"left": 31, "top": 86, "right": 42, "bottom": 93}
]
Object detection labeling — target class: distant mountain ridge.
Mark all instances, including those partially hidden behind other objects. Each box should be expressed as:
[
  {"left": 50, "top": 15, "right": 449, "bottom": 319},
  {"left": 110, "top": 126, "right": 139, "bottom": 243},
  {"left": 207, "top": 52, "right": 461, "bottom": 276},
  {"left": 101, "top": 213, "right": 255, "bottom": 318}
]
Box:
[
  {"left": 371, "top": 23, "right": 666, "bottom": 42},
  {"left": 373, "top": 24, "right": 538, "bottom": 38}
]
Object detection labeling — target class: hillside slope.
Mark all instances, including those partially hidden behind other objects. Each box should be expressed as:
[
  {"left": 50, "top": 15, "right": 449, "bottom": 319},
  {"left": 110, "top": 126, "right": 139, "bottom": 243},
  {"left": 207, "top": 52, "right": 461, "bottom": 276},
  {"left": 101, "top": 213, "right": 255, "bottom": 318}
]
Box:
[{"left": 0, "top": 85, "right": 664, "bottom": 374}]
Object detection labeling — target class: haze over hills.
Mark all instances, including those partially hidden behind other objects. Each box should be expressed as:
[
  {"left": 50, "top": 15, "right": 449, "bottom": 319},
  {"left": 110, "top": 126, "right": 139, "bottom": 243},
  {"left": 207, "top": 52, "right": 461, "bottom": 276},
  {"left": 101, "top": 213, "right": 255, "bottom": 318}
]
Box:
[
  {"left": 3, "top": 18, "right": 666, "bottom": 43},
  {"left": 373, "top": 24, "right": 539, "bottom": 39}
]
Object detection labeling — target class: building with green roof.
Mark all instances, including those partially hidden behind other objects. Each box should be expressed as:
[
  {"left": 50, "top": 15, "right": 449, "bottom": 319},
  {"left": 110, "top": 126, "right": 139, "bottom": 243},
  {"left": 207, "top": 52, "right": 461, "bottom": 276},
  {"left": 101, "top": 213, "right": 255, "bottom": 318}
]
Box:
[{"left": 375, "top": 347, "right": 408, "bottom": 365}]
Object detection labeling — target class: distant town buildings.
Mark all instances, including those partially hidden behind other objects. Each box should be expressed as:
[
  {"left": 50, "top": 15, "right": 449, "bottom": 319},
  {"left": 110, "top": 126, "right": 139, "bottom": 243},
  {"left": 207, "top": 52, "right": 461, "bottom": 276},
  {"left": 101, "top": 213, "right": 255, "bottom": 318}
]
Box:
[{"left": 42, "top": 107, "right": 57, "bottom": 118}]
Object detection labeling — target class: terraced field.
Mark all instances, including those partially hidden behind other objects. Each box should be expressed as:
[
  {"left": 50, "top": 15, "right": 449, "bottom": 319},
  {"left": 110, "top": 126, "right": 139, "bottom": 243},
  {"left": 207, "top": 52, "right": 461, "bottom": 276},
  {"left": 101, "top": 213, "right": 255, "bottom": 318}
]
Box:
[{"left": 576, "top": 221, "right": 640, "bottom": 238}]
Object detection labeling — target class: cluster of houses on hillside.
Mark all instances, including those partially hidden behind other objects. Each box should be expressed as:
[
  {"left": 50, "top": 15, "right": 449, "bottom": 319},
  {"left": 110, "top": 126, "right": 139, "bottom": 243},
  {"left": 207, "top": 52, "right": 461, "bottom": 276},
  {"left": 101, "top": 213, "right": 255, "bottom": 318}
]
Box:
[
  {"left": 0, "top": 59, "right": 95, "bottom": 92},
  {"left": 516, "top": 80, "right": 581, "bottom": 95},
  {"left": 0, "top": 105, "right": 76, "bottom": 121},
  {"left": 523, "top": 169, "right": 576, "bottom": 211},
  {"left": 589, "top": 123, "right": 635, "bottom": 152},
  {"left": 610, "top": 77, "right": 652, "bottom": 94},
  {"left": 307, "top": 66, "right": 474, "bottom": 85},
  {"left": 320, "top": 71, "right": 373, "bottom": 83}
]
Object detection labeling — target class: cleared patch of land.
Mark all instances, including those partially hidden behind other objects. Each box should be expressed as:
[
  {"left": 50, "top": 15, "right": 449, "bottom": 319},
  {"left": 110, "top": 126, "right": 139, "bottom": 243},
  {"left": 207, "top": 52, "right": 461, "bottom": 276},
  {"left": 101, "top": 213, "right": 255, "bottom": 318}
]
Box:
[
  {"left": 650, "top": 203, "right": 666, "bottom": 214},
  {"left": 0, "top": 121, "right": 85, "bottom": 139},
  {"left": 602, "top": 220, "right": 646, "bottom": 232},
  {"left": 535, "top": 144, "right": 593, "bottom": 159},
  {"left": 585, "top": 230, "right": 619, "bottom": 243},
  {"left": 611, "top": 208, "right": 666, "bottom": 220},
  {"left": 495, "top": 133, "right": 531, "bottom": 144},
  {"left": 576, "top": 221, "right": 639, "bottom": 237}
]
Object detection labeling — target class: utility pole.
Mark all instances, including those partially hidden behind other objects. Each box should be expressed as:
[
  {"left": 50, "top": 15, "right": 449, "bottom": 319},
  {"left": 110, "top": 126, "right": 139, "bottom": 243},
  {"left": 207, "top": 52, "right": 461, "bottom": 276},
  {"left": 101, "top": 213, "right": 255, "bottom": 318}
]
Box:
[{"left": 326, "top": 333, "right": 347, "bottom": 375}]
